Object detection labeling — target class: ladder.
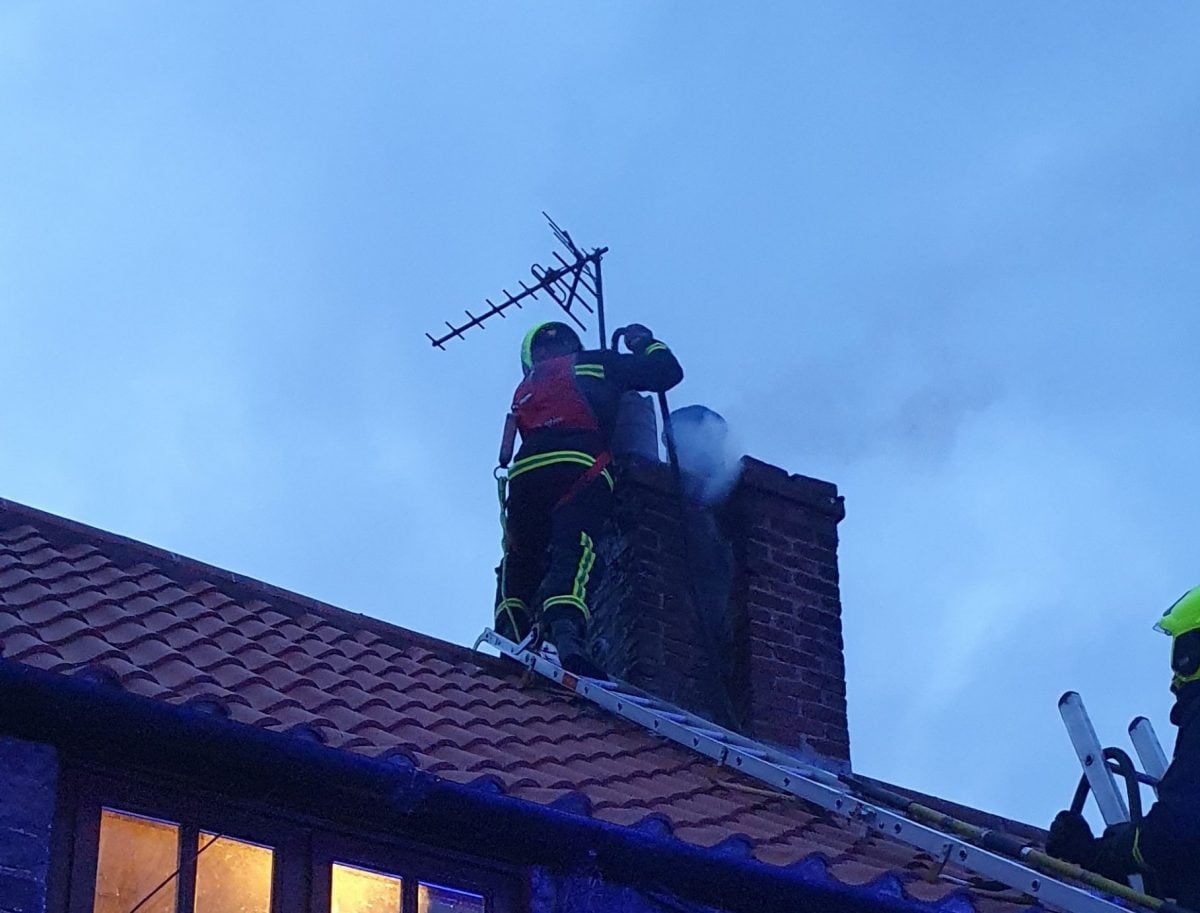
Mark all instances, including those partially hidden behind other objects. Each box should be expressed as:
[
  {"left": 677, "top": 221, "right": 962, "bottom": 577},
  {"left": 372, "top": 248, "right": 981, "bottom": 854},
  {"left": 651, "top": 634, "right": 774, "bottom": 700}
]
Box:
[
  {"left": 1059, "top": 694, "right": 1174, "bottom": 897},
  {"left": 479, "top": 628, "right": 1175, "bottom": 913},
  {"left": 1059, "top": 692, "right": 1152, "bottom": 894}
]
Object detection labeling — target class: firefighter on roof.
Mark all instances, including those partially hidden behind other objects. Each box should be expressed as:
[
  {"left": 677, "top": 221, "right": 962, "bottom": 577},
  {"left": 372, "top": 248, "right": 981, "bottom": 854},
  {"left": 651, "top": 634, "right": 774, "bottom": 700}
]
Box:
[
  {"left": 1047, "top": 585, "right": 1200, "bottom": 907},
  {"left": 495, "top": 320, "right": 682, "bottom": 677}
]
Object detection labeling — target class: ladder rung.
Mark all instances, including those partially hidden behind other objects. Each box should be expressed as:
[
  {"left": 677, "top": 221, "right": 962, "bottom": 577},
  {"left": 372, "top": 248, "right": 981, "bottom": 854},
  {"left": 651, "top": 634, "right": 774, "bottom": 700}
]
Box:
[
  {"left": 727, "top": 745, "right": 770, "bottom": 759},
  {"left": 620, "top": 694, "right": 665, "bottom": 708},
  {"left": 652, "top": 711, "right": 690, "bottom": 724}
]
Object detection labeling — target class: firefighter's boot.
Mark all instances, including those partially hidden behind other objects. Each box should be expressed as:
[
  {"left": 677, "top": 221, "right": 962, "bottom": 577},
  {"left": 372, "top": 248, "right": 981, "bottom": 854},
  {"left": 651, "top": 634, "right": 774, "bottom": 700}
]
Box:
[{"left": 546, "top": 619, "right": 607, "bottom": 680}]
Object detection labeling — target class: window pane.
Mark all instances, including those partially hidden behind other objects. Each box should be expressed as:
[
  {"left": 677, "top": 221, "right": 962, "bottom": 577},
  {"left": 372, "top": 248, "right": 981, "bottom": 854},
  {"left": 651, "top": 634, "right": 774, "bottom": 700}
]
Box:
[
  {"left": 418, "top": 883, "right": 484, "bottom": 913},
  {"left": 331, "top": 862, "right": 402, "bottom": 913},
  {"left": 194, "top": 832, "right": 273, "bottom": 913},
  {"left": 93, "top": 809, "right": 180, "bottom": 913}
]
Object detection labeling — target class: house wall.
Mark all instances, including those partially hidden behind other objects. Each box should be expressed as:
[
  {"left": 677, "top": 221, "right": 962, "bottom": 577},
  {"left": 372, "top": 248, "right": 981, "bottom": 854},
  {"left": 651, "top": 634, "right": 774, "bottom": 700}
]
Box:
[
  {"left": 591, "top": 456, "right": 850, "bottom": 765},
  {"left": 0, "top": 736, "right": 57, "bottom": 913}
]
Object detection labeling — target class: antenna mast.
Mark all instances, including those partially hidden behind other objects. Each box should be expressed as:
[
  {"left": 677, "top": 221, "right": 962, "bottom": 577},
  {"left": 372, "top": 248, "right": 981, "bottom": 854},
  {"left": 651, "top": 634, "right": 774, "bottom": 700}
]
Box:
[{"left": 426, "top": 214, "right": 609, "bottom": 351}]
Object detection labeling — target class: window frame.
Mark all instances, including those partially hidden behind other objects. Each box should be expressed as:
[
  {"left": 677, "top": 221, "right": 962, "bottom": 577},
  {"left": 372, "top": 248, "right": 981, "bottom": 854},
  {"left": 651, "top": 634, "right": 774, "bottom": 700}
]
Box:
[
  {"left": 64, "top": 767, "right": 520, "bottom": 913},
  {"left": 312, "top": 832, "right": 505, "bottom": 913}
]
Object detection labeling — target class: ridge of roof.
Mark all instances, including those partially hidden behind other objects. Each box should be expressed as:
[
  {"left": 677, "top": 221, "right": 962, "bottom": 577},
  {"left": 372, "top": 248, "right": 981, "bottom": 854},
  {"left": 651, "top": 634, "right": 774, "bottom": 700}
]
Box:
[{"left": 0, "top": 495, "right": 497, "bottom": 672}]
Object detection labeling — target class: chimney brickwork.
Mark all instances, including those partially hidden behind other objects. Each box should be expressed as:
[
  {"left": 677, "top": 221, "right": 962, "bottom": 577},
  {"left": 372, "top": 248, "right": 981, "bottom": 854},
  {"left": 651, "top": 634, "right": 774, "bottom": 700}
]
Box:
[{"left": 592, "top": 457, "right": 850, "bottom": 765}]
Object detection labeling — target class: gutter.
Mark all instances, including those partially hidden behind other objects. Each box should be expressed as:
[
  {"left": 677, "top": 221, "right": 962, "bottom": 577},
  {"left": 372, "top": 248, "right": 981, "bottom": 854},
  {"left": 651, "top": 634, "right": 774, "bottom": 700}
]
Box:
[{"left": 0, "top": 658, "right": 963, "bottom": 913}]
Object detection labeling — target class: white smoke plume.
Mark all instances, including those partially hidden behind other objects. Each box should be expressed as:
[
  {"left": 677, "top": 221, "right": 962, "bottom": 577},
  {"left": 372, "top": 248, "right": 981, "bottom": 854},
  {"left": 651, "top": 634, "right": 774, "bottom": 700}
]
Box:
[{"left": 666, "top": 405, "right": 744, "bottom": 506}]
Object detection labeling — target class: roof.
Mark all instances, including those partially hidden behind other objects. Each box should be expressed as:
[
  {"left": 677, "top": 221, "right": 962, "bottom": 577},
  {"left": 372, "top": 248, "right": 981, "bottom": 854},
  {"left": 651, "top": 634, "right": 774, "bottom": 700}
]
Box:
[{"left": 0, "top": 496, "right": 1039, "bottom": 913}]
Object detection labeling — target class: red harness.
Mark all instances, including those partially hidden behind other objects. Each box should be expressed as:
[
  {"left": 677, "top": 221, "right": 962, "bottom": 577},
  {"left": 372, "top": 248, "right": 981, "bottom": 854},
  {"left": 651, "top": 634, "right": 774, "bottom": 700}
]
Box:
[
  {"left": 511, "top": 354, "right": 610, "bottom": 507},
  {"left": 512, "top": 354, "right": 600, "bottom": 436}
]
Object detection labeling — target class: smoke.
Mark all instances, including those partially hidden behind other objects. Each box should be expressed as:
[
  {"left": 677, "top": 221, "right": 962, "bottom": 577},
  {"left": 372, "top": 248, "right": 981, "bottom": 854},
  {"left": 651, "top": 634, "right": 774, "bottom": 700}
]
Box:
[{"left": 666, "top": 405, "right": 744, "bottom": 506}]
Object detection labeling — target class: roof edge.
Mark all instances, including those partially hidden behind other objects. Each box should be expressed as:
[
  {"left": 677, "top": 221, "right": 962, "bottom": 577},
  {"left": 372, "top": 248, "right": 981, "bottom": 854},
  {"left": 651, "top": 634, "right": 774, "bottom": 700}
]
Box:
[{"left": 0, "top": 655, "right": 960, "bottom": 913}]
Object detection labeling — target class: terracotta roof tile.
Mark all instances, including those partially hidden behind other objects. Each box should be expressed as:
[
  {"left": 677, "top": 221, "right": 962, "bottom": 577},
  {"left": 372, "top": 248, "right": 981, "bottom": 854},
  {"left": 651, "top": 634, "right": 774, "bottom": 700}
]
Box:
[
  {"left": 0, "top": 501, "right": 1043, "bottom": 913},
  {"left": 91, "top": 655, "right": 158, "bottom": 684},
  {"left": 38, "top": 613, "right": 92, "bottom": 643},
  {"left": 51, "top": 633, "right": 124, "bottom": 666},
  {"left": 0, "top": 567, "right": 37, "bottom": 590},
  {"left": 0, "top": 528, "right": 42, "bottom": 549},
  {"left": 120, "top": 675, "right": 175, "bottom": 701},
  {"left": 3, "top": 630, "right": 59, "bottom": 660},
  {"left": 205, "top": 665, "right": 263, "bottom": 692}
]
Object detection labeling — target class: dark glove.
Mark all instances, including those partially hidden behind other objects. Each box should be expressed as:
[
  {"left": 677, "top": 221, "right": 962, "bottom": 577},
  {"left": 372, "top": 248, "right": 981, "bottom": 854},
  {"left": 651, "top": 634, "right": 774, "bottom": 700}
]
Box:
[
  {"left": 619, "top": 323, "right": 653, "bottom": 353},
  {"left": 1047, "top": 811, "right": 1138, "bottom": 883},
  {"left": 1046, "top": 810, "right": 1097, "bottom": 864},
  {"left": 1092, "top": 822, "right": 1140, "bottom": 881}
]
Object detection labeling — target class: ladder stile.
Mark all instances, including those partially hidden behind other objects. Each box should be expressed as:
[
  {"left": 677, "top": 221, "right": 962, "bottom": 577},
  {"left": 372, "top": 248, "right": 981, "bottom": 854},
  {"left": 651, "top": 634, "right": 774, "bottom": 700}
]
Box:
[
  {"left": 1058, "top": 692, "right": 1131, "bottom": 826},
  {"left": 1128, "top": 717, "right": 1169, "bottom": 789}
]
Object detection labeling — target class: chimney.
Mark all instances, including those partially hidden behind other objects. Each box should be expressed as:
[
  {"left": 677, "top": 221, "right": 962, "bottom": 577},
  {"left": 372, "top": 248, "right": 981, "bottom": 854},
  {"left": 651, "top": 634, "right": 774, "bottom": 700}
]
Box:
[{"left": 592, "top": 447, "right": 850, "bottom": 768}]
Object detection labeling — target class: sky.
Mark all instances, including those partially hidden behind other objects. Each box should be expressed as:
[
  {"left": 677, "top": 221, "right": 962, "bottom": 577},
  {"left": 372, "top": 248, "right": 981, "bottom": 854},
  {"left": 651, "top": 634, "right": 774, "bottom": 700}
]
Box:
[{"left": 3, "top": 2, "right": 1199, "bottom": 829}]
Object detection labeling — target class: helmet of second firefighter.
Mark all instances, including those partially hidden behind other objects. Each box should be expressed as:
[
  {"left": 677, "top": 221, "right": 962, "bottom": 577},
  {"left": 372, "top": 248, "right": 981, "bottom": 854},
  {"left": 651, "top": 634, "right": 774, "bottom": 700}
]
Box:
[{"left": 1156, "top": 585, "right": 1200, "bottom": 691}]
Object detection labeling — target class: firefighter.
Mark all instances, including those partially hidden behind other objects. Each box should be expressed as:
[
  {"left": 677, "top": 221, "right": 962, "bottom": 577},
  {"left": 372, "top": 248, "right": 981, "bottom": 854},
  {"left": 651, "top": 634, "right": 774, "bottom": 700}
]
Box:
[
  {"left": 1046, "top": 585, "right": 1200, "bottom": 908},
  {"left": 494, "top": 320, "right": 683, "bottom": 676}
]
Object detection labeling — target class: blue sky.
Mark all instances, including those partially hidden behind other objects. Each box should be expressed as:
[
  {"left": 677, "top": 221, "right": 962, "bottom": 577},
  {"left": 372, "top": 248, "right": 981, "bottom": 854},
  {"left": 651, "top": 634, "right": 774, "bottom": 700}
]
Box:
[{"left": 3, "top": 3, "right": 1199, "bottom": 827}]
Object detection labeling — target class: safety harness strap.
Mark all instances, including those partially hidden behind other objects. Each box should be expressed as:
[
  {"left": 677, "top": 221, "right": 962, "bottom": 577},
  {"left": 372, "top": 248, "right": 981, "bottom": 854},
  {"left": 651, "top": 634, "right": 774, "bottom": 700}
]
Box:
[{"left": 509, "top": 450, "right": 615, "bottom": 489}]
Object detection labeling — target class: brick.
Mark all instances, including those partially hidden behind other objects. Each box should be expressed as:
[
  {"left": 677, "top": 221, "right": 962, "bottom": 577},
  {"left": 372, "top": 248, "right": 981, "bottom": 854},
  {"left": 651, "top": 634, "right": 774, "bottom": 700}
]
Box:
[
  {"left": 800, "top": 703, "right": 848, "bottom": 726},
  {"left": 767, "top": 643, "right": 809, "bottom": 666},
  {"left": 0, "top": 830, "right": 48, "bottom": 870},
  {"left": 0, "top": 872, "right": 43, "bottom": 913},
  {"left": 744, "top": 590, "right": 790, "bottom": 613},
  {"left": 765, "top": 516, "right": 819, "bottom": 542}
]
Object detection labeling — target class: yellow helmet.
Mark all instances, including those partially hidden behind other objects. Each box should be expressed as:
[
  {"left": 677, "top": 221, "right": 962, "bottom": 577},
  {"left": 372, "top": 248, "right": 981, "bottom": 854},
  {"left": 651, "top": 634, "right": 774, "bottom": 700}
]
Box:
[
  {"left": 521, "top": 321, "right": 581, "bottom": 374},
  {"left": 1154, "top": 585, "right": 1200, "bottom": 691}
]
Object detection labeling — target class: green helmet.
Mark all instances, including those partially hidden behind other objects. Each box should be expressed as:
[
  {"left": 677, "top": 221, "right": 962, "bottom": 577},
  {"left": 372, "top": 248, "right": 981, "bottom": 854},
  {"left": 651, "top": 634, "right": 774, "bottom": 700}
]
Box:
[
  {"left": 520, "top": 321, "right": 582, "bottom": 373},
  {"left": 1155, "top": 585, "right": 1200, "bottom": 690}
]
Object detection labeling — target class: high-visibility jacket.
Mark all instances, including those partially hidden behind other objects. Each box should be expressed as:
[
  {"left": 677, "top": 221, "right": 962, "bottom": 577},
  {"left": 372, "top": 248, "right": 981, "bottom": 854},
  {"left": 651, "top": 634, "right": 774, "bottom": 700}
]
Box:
[{"left": 1133, "top": 682, "right": 1200, "bottom": 906}]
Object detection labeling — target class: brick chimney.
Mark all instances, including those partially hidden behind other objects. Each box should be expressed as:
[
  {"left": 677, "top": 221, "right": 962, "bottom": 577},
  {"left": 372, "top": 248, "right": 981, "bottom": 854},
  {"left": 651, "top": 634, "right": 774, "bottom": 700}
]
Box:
[{"left": 592, "top": 453, "right": 850, "bottom": 767}]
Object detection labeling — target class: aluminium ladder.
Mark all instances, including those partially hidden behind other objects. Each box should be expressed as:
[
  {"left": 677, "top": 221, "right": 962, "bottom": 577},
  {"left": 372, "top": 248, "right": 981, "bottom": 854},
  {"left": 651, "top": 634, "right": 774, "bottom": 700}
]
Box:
[
  {"left": 1059, "top": 692, "right": 1150, "bottom": 894},
  {"left": 479, "top": 628, "right": 1170, "bottom": 913},
  {"left": 1059, "top": 694, "right": 1175, "bottom": 897}
]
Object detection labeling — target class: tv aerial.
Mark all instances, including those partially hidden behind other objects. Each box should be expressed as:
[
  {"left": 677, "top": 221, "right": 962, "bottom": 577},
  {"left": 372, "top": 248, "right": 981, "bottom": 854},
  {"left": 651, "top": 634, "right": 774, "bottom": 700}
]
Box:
[{"left": 426, "top": 214, "right": 610, "bottom": 352}]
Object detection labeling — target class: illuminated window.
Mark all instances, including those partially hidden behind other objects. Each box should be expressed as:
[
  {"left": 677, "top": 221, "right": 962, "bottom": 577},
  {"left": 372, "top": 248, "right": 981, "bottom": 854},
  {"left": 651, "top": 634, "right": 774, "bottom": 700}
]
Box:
[
  {"left": 418, "top": 882, "right": 485, "bottom": 913},
  {"left": 331, "top": 862, "right": 403, "bottom": 913},
  {"left": 194, "top": 832, "right": 274, "bottom": 913},
  {"left": 93, "top": 809, "right": 180, "bottom": 913},
  {"left": 77, "top": 784, "right": 510, "bottom": 913}
]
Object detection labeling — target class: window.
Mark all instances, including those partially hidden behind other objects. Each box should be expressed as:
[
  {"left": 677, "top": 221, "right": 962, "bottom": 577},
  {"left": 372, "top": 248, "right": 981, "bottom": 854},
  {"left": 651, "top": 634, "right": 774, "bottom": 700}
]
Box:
[
  {"left": 194, "top": 833, "right": 273, "bottom": 913},
  {"left": 327, "top": 863, "right": 485, "bottom": 913},
  {"left": 89, "top": 809, "right": 275, "bottom": 913},
  {"left": 331, "top": 863, "right": 401, "bottom": 913},
  {"left": 93, "top": 810, "right": 179, "bottom": 913},
  {"left": 417, "top": 883, "right": 485, "bottom": 913},
  {"left": 69, "top": 774, "right": 515, "bottom": 913}
]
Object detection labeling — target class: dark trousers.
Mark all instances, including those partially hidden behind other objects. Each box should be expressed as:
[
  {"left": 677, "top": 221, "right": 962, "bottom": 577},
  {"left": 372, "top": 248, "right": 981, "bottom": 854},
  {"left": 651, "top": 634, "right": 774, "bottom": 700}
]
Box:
[{"left": 496, "top": 462, "right": 612, "bottom": 641}]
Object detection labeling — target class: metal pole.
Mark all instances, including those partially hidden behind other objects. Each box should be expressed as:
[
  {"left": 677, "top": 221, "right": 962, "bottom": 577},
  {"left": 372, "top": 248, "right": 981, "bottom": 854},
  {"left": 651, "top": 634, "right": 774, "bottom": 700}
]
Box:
[
  {"left": 594, "top": 254, "right": 606, "bottom": 350},
  {"left": 657, "top": 390, "right": 741, "bottom": 730}
]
